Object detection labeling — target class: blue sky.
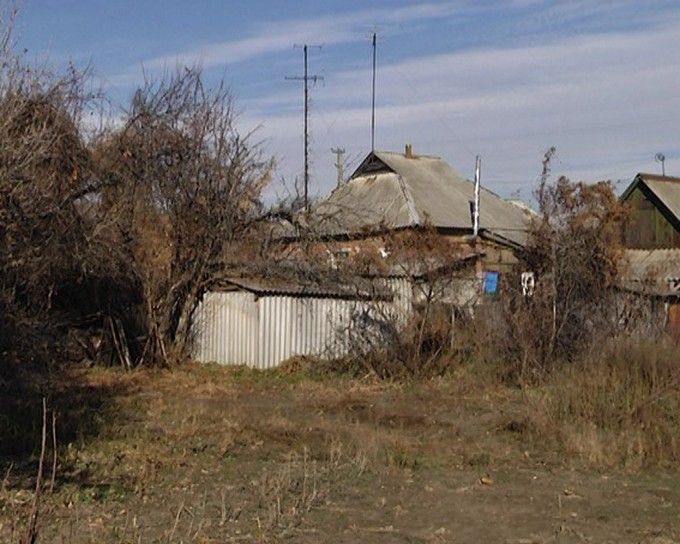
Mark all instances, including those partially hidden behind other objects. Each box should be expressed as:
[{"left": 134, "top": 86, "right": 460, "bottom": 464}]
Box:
[{"left": 15, "top": 0, "right": 680, "bottom": 203}]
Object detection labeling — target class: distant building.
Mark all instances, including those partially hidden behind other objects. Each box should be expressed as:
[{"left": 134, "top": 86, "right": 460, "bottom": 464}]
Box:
[
  {"left": 195, "top": 147, "right": 536, "bottom": 369},
  {"left": 309, "top": 146, "right": 533, "bottom": 273},
  {"left": 618, "top": 173, "right": 680, "bottom": 338},
  {"left": 620, "top": 173, "right": 680, "bottom": 249}
]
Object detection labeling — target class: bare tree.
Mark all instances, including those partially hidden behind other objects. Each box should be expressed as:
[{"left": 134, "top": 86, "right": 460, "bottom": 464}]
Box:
[{"left": 93, "top": 67, "right": 273, "bottom": 364}]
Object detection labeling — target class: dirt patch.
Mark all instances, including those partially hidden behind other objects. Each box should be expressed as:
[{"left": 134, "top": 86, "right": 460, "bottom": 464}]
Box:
[{"left": 1, "top": 364, "right": 678, "bottom": 543}]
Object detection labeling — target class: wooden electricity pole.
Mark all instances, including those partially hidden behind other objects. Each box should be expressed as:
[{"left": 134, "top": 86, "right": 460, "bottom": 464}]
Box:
[{"left": 331, "top": 147, "right": 345, "bottom": 186}]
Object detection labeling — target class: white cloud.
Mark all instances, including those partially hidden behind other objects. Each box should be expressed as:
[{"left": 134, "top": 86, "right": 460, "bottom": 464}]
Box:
[
  {"left": 97, "top": 1, "right": 680, "bottom": 204},
  {"left": 134, "top": 2, "right": 462, "bottom": 73}
]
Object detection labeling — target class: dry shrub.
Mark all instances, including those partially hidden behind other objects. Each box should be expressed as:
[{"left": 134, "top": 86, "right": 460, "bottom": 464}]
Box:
[
  {"left": 529, "top": 337, "right": 679, "bottom": 468},
  {"left": 343, "top": 300, "right": 514, "bottom": 382},
  {"left": 501, "top": 152, "right": 627, "bottom": 381},
  {"left": 345, "top": 304, "right": 458, "bottom": 380}
]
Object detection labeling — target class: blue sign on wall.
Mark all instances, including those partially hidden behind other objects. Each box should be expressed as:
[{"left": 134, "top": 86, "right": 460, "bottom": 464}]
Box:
[{"left": 483, "top": 271, "right": 498, "bottom": 295}]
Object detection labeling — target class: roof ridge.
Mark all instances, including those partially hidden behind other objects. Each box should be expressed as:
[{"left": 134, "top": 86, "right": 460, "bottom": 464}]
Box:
[
  {"left": 395, "top": 173, "right": 421, "bottom": 225},
  {"left": 376, "top": 150, "right": 442, "bottom": 160},
  {"left": 638, "top": 172, "right": 680, "bottom": 182}
]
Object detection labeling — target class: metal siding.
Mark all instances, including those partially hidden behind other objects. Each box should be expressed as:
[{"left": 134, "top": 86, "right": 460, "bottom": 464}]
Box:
[
  {"left": 258, "top": 296, "right": 268, "bottom": 369},
  {"left": 384, "top": 277, "right": 412, "bottom": 324},
  {"left": 191, "top": 291, "right": 259, "bottom": 366},
  {"left": 192, "top": 287, "right": 414, "bottom": 369},
  {"left": 191, "top": 292, "right": 210, "bottom": 362},
  {"left": 260, "top": 295, "right": 294, "bottom": 369}
]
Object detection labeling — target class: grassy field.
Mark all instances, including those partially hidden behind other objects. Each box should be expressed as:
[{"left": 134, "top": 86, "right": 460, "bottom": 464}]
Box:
[{"left": 1, "top": 356, "right": 678, "bottom": 543}]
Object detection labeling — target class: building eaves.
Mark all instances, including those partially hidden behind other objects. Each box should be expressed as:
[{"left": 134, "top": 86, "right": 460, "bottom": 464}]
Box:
[
  {"left": 618, "top": 248, "right": 680, "bottom": 297},
  {"left": 216, "top": 277, "right": 392, "bottom": 301}
]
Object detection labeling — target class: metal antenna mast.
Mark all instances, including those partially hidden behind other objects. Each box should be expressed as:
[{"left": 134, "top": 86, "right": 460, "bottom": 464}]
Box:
[
  {"left": 286, "top": 44, "right": 323, "bottom": 212},
  {"left": 371, "top": 32, "right": 377, "bottom": 152}
]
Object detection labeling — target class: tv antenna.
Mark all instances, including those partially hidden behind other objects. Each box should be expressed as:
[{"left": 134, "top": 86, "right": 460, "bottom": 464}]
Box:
[
  {"left": 655, "top": 152, "right": 666, "bottom": 176},
  {"left": 369, "top": 32, "right": 382, "bottom": 152},
  {"left": 286, "top": 44, "right": 323, "bottom": 212}
]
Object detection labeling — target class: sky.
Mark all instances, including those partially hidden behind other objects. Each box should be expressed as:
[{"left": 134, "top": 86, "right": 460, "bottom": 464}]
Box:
[{"left": 14, "top": 0, "right": 680, "bottom": 205}]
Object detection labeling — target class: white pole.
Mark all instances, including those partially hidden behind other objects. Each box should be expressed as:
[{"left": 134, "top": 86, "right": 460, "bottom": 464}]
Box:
[{"left": 473, "top": 155, "right": 481, "bottom": 237}]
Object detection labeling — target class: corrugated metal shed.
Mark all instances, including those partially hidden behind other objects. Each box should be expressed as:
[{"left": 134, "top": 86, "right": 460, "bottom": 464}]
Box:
[
  {"left": 192, "top": 277, "right": 412, "bottom": 369},
  {"left": 311, "top": 150, "right": 531, "bottom": 248}
]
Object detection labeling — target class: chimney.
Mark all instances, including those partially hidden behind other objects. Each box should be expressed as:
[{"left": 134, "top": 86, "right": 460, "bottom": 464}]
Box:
[{"left": 405, "top": 144, "right": 412, "bottom": 158}]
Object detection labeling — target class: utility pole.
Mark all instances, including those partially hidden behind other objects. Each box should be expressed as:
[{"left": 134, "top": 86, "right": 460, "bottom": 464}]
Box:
[
  {"left": 286, "top": 44, "right": 323, "bottom": 212},
  {"left": 331, "top": 147, "right": 345, "bottom": 187}
]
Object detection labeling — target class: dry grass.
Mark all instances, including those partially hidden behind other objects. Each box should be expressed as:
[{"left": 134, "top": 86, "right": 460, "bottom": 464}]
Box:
[
  {"left": 526, "top": 338, "right": 679, "bottom": 469},
  {"left": 1, "top": 348, "right": 679, "bottom": 542}
]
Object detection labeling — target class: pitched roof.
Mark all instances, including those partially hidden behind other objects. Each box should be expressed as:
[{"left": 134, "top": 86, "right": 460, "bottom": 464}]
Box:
[
  {"left": 311, "top": 150, "right": 531, "bottom": 248},
  {"left": 621, "top": 173, "right": 680, "bottom": 222}
]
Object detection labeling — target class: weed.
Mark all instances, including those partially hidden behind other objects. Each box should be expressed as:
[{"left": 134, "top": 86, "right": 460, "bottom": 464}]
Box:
[{"left": 384, "top": 447, "right": 425, "bottom": 470}]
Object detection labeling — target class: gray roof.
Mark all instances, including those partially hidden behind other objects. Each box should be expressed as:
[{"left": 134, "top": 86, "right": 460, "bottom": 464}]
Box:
[
  {"left": 621, "top": 173, "right": 680, "bottom": 222},
  {"left": 215, "top": 277, "right": 392, "bottom": 300},
  {"left": 311, "top": 150, "right": 531, "bottom": 248},
  {"left": 618, "top": 249, "right": 680, "bottom": 297}
]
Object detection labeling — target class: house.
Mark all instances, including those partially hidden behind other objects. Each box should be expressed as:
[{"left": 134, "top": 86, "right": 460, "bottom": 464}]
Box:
[
  {"left": 310, "top": 146, "right": 532, "bottom": 274},
  {"left": 617, "top": 173, "right": 680, "bottom": 338},
  {"left": 620, "top": 172, "right": 680, "bottom": 248},
  {"left": 616, "top": 249, "right": 680, "bottom": 338},
  {"left": 301, "top": 146, "right": 532, "bottom": 311}
]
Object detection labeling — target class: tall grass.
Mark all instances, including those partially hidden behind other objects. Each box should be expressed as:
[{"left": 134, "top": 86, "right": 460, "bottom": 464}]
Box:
[{"left": 528, "top": 338, "right": 679, "bottom": 469}]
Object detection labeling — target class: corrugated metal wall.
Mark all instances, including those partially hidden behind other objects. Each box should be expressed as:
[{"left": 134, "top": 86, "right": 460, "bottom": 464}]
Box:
[
  {"left": 193, "top": 291, "right": 259, "bottom": 366},
  {"left": 192, "top": 282, "right": 413, "bottom": 369},
  {"left": 257, "top": 296, "right": 355, "bottom": 368}
]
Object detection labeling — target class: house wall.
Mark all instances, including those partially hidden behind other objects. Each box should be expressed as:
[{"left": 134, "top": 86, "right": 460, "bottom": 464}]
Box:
[
  {"left": 612, "top": 290, "right": 670, "bottom": 337},
  {"left": 318, "top": 230, "right": 518, "bottom": 275},
  {"left": 623, "top": 186, "right": 680, "bottom": 249},
  {"left": 192, "top": 291, "right": 260, "bottom": 366},
  {"left": 475, "top": 239, "right": 519, "bottom": 274}
]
